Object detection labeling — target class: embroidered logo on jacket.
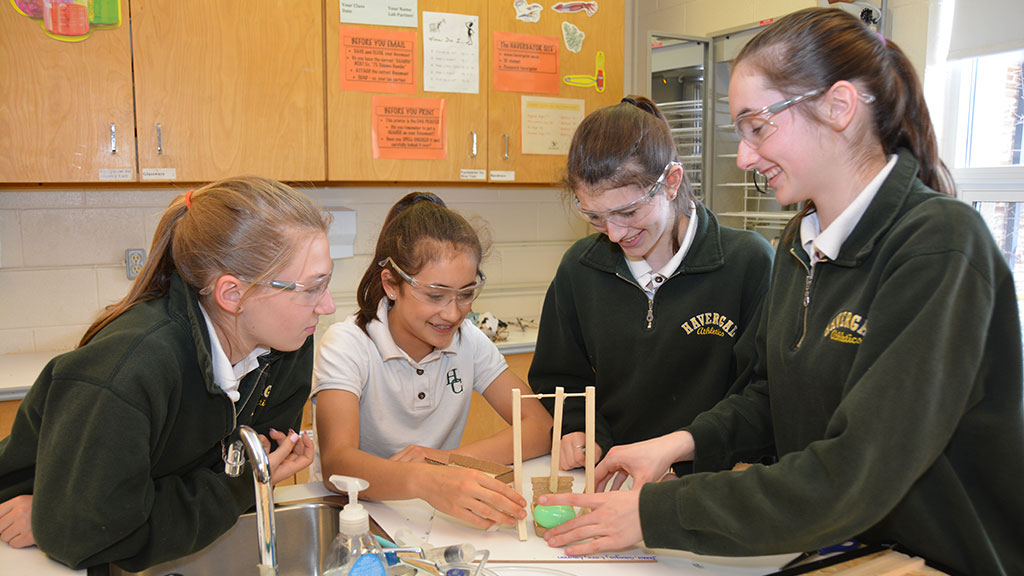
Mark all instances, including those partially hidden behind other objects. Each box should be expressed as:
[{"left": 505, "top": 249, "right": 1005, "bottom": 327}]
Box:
[
  {"left": 823, "top": 311, "right": 868, "bottom": 344},
  {"left": 680, "top": 312, "right": 737, "bottom": 338},
  {"left": 446, "top": 368, "right": 464, "bottom": 394}
]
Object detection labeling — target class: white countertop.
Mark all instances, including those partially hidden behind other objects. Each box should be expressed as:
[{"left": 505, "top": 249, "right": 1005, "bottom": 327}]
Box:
[
  {"left": 494, "top": 324, "right": 538, "bottom": 355},
  {"left": 0, "top": 325, "right": 537, "bottom": 403},
  {"left": 1, "top": 457, "right": 795, "bottom": 575},
  {"left": 0, "top": 351, "right": 55, "bottom": 402}
]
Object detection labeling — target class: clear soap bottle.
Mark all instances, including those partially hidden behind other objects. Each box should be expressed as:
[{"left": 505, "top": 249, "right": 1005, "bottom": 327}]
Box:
[{"left": 323, "top": 475, "right": 387, "bottom": 576}]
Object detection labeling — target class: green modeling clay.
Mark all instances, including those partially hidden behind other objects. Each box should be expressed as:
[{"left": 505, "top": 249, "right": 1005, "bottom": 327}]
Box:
[{"left": 533, "top": 505, "right": 576, "bottom": 529}]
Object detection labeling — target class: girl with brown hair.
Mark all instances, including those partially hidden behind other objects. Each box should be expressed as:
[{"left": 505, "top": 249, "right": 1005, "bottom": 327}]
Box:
[
  {"left": 312, "top": 192, "right": 551, "bottom": 531},
  {"left": 539, "top": 8, "right": 1023, "bottom": 575},
  {"left": 529, "top": 95, "right": 773, "bottom": 473}
]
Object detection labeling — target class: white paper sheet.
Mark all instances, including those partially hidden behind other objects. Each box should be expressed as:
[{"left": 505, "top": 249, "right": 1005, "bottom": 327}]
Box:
[
  {"left": 340, "top": 0, "right": 417, "bottom": 27},
  {"left": 423, "top": 11, "right": 480, "bottom": 94}
]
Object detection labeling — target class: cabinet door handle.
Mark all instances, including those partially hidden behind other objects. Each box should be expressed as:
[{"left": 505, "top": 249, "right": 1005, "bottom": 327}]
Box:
[
  {"left": 109, "top": 123, "right": 117, "bottom": 154},
  {"left": 470, "top": 131, "right": 478, "bottom": 158},
  {"left": 503, "top": 133, "right": 510, "bottom": 160},
  {"left": 156, "top": 123, "right": 163, "bottom": 155}
]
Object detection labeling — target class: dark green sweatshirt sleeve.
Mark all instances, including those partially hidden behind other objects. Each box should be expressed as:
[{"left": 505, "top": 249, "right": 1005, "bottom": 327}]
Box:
[
  {"left": 31, "top": 379, "right": 253, "bottom": 571},
  {"left": 639, "top": 246, "right": 1011, "bottom": 558},
  {"left": 31, "top": 339, "right": 313, "bottom": 571}
]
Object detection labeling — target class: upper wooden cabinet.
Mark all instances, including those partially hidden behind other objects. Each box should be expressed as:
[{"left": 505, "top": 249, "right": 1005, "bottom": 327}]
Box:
[
  {"left": 131, "top": 0, "right": 325, "bottom": 182},
  {"left": 0, "top": 0, "right": 136, "bottom": 183},
  {"left": 326, "top": 0, "right": 624, "bottom": 184},
  {"left": 2, "top": 0, "right": 621, "bottom": 185},
  {"left": 325, "top": 0, "right": 488, "bottom": 182},
  {"left": 487, "top": 1, "right": 624, "bottom": 184}
]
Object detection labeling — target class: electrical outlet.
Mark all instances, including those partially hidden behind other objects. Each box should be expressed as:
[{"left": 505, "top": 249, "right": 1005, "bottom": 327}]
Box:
[{"left": 125, "top": 249, "right": 146, "bottom": 280}]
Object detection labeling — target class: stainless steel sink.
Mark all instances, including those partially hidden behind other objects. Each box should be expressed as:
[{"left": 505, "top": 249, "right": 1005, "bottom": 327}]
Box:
[{"left": 110, "top": 496, "right": 357, "bottom": 576}]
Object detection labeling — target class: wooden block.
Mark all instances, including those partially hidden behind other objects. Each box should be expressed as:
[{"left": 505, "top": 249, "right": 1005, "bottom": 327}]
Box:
[
  {"left": 448, "top": 453, "right": 514, "bottom": 484},
  {"left": 530, "top": 475, "right": 574, "bottom": 537}
]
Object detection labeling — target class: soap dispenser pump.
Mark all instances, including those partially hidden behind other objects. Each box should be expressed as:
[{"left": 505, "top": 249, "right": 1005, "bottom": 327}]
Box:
[{"left": 323, "top": 475, "right": 387, "bottom": 576}]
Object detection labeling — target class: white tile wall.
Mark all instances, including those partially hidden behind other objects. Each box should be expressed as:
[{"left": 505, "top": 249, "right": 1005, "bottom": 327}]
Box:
[{"left": 0, "top": 184, "right": 587, "bottom": 354}]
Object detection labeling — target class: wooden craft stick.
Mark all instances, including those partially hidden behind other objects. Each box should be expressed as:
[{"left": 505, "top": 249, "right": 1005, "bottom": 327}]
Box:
[
  {"left": 512, "top": 388, "right": 527, "bottom": 540},
  {"left": 550, "top": 387, "right": 565, "bottom": 492},
  {"left": 585, "top": 385, "right": 595, "bottom": 495},
  {"left": 832, "top": 551, "right": 925, "bottom": 576}
]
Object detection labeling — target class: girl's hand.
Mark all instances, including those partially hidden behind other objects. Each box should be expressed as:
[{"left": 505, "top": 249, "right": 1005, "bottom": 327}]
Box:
[
  {"left": 0, "top": 494, "right": 35, "bottom": 548},
  {"left": 595, "top": 431, "right": 693, "bottom": 491},
  {"left": 389, "top": 444, "right": 450, "bottom": 464},
  {"left": 422, "top": 466, "right": 527, "bottom": 530},
  {"left": 557, "top": 432, "right": 603, "bottom": 471},
  {"left": 539, "top": 490, "right": 643, "bottom": 555},
  {"left": 264, "top": 428, "right": 315, "bottom": 485}
]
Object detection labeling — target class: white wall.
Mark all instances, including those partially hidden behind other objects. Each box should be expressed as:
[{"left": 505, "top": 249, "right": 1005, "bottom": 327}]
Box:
[{"left": 0, "top": 185, "right": 588, "bottom": 354}]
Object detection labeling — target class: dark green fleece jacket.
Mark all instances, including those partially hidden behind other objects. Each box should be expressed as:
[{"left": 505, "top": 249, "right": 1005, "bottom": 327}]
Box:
[
  {"left": 530, "top": 203, "right": 774, "bottom": 465},
  {"left": 640, "top": 150, "right": 1024, "bottom": 575},
  {"left": 0, "top": 273, "right": 312, "bottom": 571}
]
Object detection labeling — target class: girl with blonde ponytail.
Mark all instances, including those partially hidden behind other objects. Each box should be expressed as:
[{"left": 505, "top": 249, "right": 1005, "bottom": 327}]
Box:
[{"left": 0, "top": 176, "right": 335, "bottom": 571}]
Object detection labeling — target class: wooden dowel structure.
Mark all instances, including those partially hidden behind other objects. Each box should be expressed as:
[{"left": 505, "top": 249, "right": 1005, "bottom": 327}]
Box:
[
  {"left": 512, "top": 388, "right": 527, "bottom": 540},
  {"left": 549, "top": 387, "right": 564, "bottom": 493},
  {"left": 512, "top": 387, "right": 596, "bottom": 540},
  {"left": 585, "top": 386, "right": 595, "bottom": 496}
]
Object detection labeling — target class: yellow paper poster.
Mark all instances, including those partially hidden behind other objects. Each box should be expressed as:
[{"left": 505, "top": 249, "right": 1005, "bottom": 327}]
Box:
[
  {"left": 521, "top": 96, "right": 584, "bottom": 155},
  {"left": 372, "top": 96, "right": 447, "bottom": 160},
  {"left": 340, "top": 26, "right": 416, "bottom": 94}
]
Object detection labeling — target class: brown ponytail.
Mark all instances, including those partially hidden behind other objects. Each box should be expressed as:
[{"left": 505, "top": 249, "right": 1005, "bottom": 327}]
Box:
[{"left": 80, "top": 176, "right": 331, "bottom": 346}]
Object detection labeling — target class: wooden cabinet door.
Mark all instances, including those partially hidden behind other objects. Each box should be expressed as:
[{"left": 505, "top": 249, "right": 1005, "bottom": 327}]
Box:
[
  {"left": 0, "top": 1, "right": 135, "bottom": 183},
  {"left": 325, "top": 0, "right": 488, "bottom": 182},
  {"left": 487, "top": 2, "right": 624, "bottom": 184},
  {"left": 131, "top": 0, "right": 325, "bottom": 183}
]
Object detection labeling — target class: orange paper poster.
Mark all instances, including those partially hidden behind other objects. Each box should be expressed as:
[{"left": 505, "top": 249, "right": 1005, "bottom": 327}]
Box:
[
  {"left": 372, "top": 96, "right": 447, "bottom": 160},
  {"left": 493, "top": 31, "right": 560, "bottom": 94},
  {"left": 340, "top": 26, "right": 416, "bottom": 94}
]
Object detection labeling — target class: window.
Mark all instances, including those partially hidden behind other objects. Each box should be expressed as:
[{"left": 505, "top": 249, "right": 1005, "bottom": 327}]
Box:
[
  {"left": 928, "top": 0, "right": 1024, "bottom": 340},
  {"left": 951, "top": 50, "right": 1023, "bottom": 169}
]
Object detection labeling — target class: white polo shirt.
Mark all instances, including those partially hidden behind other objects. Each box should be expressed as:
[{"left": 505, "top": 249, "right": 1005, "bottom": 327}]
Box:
[{"left": 311, "top": 298, "right": 508, "bottom": 473}]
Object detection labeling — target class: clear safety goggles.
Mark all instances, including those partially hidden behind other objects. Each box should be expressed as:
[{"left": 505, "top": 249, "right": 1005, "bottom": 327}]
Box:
[
  {"left": 734, "top": 88, "right": 875, "bottom": 148},
  {"left": 379, "top": 256, "right": 486, "bottom": 309},
  {"left": 574, "top": 161, "right": 681, "bottom": 229},
  {"left": 248, "top": 272, "right": 332, "bottom": 306}
]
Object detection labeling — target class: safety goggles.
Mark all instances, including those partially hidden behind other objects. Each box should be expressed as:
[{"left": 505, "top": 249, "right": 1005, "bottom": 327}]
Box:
[
  {"left": 379, "top": 256, "right": 486, "bottom": 309},
  {"left": 574, "top": 161, "right": 681, "bottom": 229}
]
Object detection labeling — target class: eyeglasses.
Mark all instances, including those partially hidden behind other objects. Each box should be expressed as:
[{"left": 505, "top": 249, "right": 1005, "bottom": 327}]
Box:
[
  {"left": 733, "top": 88, "right": 877, "bottom": 149},
  {"left": 733, "top": 89, "right": 823, "bottom": 149},
  {"left": 379, "top": 256, "right": 486, "bottom": 309},
  {"left": 247, "top": 273, "right": 333, "bottom": 306},
  {"left": 574, "top": 161, "right": 681, "bottom": 229}
]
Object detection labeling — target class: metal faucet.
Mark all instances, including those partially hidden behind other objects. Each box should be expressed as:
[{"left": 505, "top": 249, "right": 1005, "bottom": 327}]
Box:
[{"left": 226, "top": 425, "right": 278, "bottom": 576}]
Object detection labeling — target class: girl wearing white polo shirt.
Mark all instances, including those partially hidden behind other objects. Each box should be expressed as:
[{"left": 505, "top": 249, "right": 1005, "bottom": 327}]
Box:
[{"left": 312, "top": 192, "right": 552, "bottom": 530}]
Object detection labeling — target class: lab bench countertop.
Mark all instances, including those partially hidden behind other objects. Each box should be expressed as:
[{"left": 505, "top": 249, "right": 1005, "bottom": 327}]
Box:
[
  {"left": 0, "top": 326, "right": 537, "bottom": 403},
  {"left": 0, "top": 351, "right": 54, "bottom": 402}
]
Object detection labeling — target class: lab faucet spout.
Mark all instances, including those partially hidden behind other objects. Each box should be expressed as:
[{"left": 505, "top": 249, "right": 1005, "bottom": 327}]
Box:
[{"left": 236, "top": 425, "right": 277, "bottom": 576}]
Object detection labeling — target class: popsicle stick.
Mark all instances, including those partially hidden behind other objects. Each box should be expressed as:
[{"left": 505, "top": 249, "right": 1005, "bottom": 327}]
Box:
[
  {"left": 833, "top": 551, "right": 925, "bottom": 576},
  {"left": 512, "top": 388, "right": 527, "bottom": 540},
  {"left": 549, "top": 387, "right": 565, "bottom": 492},
  {"left": 584, "top": 385, "right": 595, "bottom": 495}
]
